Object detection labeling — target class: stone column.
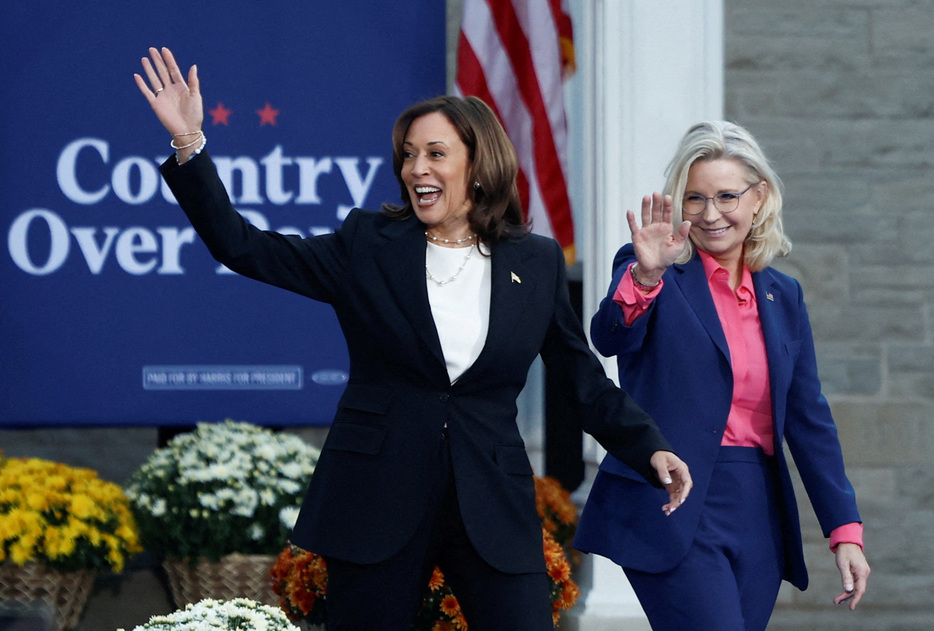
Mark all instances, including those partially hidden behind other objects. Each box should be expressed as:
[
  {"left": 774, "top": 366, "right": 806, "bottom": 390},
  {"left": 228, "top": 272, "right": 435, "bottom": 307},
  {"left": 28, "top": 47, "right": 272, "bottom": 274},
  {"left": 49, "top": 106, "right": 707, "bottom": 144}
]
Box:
[{"left": 563, "top": 1, "right": 723, "bottom": 628}]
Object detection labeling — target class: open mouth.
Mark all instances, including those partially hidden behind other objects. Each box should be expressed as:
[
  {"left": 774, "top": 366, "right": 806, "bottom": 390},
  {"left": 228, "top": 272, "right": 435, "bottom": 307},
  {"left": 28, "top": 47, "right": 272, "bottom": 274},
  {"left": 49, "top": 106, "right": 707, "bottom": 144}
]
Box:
[{"left": 415, "top": 186, "right": 441, "bottom": 206}]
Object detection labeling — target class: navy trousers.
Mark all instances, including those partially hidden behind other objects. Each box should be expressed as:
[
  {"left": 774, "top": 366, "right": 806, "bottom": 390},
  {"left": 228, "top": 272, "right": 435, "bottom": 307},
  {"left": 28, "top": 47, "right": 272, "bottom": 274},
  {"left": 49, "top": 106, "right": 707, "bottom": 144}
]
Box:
[
  {"left": 323, "top": 430, "right": 553, "bottom": 631},
  {"left": 624, "top": 446, "right": 785, "bottom": 631}
]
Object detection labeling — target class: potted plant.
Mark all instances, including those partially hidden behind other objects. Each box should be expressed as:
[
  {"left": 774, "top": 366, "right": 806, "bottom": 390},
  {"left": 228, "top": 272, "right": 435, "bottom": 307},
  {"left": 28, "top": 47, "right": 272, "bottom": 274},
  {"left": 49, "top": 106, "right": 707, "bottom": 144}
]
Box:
[
  {"left": 124, "top": 420, "right": 320, "bottom": 608},
  {"left": 271, "top": 475, "right": 580, "bottom": 629},
  {"left": 0, "top": 453, "right": 142, "bottom": 631},
  {"left": 117, "top": 597, "right": 300, "bottom": 631}
]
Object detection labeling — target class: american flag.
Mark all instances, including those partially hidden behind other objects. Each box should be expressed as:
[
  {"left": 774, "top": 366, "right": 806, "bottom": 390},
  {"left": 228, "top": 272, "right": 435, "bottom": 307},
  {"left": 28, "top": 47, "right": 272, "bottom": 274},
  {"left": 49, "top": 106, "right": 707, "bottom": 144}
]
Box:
[{"left": 456, "top": 0, "right": 577, "bottom": 264}]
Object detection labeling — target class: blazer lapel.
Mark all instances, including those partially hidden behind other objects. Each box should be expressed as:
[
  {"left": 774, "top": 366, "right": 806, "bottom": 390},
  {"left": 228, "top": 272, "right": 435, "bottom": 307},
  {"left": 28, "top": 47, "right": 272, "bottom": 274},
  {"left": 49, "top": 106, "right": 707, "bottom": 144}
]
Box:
[
  {"left": 373, "top": 217, "right": 446, "bottom": 371},
  {"left": 753, "top": 270, "right": 787, "bottom": 438},
  {"left": 456, "top": 238, "right": 537, "bottom": 383},
  {"left": 672, "top": 256, "right": 731, "bottom": 363}
]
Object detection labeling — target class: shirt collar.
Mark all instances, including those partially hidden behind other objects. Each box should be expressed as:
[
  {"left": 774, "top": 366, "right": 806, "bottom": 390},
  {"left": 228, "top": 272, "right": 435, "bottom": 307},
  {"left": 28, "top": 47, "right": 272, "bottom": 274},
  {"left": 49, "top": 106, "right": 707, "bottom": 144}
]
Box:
[{"left": 697, "top": 250, "right": 755, "bottom": 296}]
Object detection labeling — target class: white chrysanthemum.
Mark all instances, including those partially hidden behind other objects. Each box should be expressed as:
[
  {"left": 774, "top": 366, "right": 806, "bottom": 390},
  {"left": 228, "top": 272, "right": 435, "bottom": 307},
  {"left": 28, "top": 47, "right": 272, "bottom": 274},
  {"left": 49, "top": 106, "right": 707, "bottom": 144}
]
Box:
[
  {"left": 119, "top": 597, "right": 300, "bottom": 631},
  {"left": 231, "top": 488, "right": 259, "bottom": 517},
  {"left": 250, "top": 523, "right": 265, "bottom": 541},
  {"left": 124, "top": 420, "right": 321, "bottom": 559},
  {"left": 258, "top": 488, "right": 277, "bottom": 506},
  {"left": 151, "top": 498, "right": 167, "bottom": 517},
  {"left": 198, "top": 493, "right": 220, "bottom": 511},
  {"left": 278, "top": 506, "right": 300, "bottom": 530},
  {"left": 279, "top": 462, "right": 304, "bottom": 480},
  {"left": 279, "top": 480, "right": 302, "bottom": 495}
]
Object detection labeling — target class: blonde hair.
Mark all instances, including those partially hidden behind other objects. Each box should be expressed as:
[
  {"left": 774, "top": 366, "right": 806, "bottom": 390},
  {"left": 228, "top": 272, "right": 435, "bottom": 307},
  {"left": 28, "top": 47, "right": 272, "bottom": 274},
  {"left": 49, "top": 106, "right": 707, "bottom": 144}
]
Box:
[{"left": 664, "top": 121, "right": 791, "bottom": 271}]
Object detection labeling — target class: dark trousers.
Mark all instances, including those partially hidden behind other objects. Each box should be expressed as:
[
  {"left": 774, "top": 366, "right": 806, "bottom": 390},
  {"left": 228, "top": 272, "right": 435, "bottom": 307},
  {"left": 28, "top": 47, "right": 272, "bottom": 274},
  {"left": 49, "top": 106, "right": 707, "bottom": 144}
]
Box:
[
  {"left": 323, "top": 432, "right": 553, "bottom": 631},
  {"left": 624, "top": 447, "right": 785, "bottom": 631}
]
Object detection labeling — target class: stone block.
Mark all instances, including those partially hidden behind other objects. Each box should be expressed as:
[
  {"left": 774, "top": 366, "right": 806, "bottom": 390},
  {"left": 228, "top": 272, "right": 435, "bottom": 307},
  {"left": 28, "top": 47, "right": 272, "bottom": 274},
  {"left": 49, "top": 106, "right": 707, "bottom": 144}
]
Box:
[
  {"left": 846, "top": 466, "right": 898, "bottom": 506},
  {"left": 831, "top": 401, "right": 934, "bottom": 465},
  {"left": 772, "top": 244, "right": 850, "bottom": 305},
  {"left": 726, "top": 6, "right": 870, "bottom": 73},
  {"left": 873, "top": 5, "right": 934, "bottom": 59},
  {"left": 807, "top": 303, "right": 925, "bottom": 344}
]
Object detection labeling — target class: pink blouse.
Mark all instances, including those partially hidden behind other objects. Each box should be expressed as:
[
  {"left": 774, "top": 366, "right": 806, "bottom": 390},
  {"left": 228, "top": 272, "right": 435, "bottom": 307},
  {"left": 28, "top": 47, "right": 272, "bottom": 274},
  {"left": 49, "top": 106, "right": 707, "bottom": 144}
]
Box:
[{"left": 613, "top": 253, "right": 863, "bottom": 551}]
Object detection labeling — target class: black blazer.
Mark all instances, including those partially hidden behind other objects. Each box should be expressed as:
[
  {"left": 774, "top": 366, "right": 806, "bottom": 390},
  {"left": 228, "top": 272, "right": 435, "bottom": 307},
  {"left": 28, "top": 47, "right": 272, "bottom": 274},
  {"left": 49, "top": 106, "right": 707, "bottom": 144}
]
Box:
[{"left": 161, "top": 153, "right": 672, "bottom": 574}]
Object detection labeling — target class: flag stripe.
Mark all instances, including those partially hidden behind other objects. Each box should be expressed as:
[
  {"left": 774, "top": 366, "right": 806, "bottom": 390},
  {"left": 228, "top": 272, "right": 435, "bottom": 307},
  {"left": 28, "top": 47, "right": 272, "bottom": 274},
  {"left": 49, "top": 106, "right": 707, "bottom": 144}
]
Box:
[
  {"left": 459, "top": 6, "right": 551, "bottom": 238},
  {"left": 455, "top": 33, "right": 533, "bottom": 216},
  {"left": 486, "top": 0, "right": 573, "bottom": 244},
  {"left": 456, "top": 0, "right": 575, "bottom": 255}
]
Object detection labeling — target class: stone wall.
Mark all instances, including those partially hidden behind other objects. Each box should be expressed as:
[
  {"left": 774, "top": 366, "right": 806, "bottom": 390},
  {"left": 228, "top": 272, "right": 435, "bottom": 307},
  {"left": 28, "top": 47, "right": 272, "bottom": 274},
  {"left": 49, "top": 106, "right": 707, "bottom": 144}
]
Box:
[
  {"left": 725, "top": 0, "right": 934, "bottom": 628},
  {"left": 3, "top": 2, "right": 932, "bottom": 629}
]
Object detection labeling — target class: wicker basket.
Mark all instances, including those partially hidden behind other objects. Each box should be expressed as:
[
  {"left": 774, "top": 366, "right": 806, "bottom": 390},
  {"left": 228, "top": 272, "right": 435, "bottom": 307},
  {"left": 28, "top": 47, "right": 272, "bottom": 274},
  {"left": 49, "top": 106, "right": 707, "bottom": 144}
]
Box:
[
  {"left": 162, "top": 553, "right": 278, "bottom": 608},
  {"left": 0, "top": 563, "right": 95, "bottom": 631}
]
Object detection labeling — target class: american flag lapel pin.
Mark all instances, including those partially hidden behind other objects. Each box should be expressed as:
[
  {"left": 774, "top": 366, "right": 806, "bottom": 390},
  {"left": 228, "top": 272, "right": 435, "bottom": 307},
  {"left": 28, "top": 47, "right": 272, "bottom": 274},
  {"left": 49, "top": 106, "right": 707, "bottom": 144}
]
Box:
[{"left": 511, "top": 271, "right": 521, "bottom": 284}]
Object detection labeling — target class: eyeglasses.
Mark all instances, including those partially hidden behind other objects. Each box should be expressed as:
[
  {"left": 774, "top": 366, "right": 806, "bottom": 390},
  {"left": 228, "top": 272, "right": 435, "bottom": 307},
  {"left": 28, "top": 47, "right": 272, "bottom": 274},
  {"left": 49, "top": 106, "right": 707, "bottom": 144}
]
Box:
[{"left": 681, "top": 183, "right": 757, "bottom": 215}]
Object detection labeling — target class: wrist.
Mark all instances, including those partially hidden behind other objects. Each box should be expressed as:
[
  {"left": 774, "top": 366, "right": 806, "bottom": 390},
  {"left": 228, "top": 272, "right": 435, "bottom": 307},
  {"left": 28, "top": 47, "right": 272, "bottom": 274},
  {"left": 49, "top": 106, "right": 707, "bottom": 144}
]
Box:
[
  {"left": 171, "top": 131, "right": 206, "bottom": 164},
  {"left": 630, "top": 263, "right": 662, "bottom": 290}
]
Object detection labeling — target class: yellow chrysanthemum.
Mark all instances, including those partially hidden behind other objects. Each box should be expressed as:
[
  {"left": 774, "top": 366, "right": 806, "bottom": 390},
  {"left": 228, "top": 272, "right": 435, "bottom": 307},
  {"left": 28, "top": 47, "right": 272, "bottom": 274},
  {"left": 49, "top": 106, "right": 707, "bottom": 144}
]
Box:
[
  {"left": 0, "top": 456, "right": 140, "bottom": 571},
  {"left": 69, "top": 494, "right": 97, "bottom": 520},
  {"left": 25, "top": 492, "right": 49, "bottom": 511},
  {"left": 9, "top": 540, "right": 35, "bottom": 565}
]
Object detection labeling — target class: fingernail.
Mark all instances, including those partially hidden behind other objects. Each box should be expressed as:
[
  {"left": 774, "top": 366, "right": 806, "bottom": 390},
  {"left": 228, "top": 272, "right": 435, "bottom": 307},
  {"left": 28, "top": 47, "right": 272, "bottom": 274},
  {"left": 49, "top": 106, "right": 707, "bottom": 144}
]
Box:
[{"left": 663, "top": 477, "right": 672, "bottom": 485}]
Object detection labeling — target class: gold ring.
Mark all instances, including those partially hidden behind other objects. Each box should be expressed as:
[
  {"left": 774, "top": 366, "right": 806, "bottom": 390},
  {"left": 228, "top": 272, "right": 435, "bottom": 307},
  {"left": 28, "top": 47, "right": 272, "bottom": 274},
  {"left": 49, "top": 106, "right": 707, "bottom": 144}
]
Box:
[{"left": 154, "top": 87, "right": 165, "bottom": 94}]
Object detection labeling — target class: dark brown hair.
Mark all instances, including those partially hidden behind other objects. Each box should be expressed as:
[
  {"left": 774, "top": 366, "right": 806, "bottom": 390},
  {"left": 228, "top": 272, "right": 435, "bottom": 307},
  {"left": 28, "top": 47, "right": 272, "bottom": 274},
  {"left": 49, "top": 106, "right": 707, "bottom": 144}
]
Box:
[{"left": 381, "top": 95, "right": 527, "bottom": 248}]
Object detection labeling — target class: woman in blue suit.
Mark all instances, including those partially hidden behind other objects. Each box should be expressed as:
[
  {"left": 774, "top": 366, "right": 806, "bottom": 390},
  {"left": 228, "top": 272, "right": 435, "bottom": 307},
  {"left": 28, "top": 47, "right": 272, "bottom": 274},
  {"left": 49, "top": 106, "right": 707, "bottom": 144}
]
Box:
[
  {"left": 574, "top": 121, "right": 870, "bottom": 630},
  {"left": 135, "top": 47, "right": 692, "bottom": 631}
]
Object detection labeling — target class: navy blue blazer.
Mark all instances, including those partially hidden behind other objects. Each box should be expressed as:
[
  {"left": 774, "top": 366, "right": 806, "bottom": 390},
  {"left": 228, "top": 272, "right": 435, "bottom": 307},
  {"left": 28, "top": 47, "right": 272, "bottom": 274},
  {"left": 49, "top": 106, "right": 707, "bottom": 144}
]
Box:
[
  {"left": 574, "top": 244, "right": 861, "bottom": 590},
  {"left": 161, "top": 154, "right": 673, "bottom": 575}
]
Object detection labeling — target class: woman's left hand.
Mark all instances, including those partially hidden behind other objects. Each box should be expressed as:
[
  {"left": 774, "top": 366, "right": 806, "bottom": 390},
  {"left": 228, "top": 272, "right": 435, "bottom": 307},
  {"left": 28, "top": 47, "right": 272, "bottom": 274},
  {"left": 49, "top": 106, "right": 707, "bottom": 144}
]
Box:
[
  {"left": 134, "top": 47, "right": 204, "bottom": 141},
  {"left": 833, "top": 543, "right": 870, "bottom": 609},
  {"left": 649, "top": 451, "right": 692, "bottom": 515}
]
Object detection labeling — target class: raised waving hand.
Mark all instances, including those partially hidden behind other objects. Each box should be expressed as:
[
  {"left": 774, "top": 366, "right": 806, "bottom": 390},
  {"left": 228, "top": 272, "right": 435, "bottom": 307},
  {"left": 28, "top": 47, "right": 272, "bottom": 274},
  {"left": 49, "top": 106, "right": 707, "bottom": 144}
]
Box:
[
  {"left": 627, "top": 193, "right": 692, "bottom": 285},
  {"left": 134, "top": 47, "right": 204, "bottom": 162}
]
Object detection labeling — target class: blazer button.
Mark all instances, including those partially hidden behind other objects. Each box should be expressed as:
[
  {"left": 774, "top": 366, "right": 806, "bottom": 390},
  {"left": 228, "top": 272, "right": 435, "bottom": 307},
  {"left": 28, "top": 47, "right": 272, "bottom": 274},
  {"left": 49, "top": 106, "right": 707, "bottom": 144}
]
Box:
[{"left": 439, "top": 393, "right": 450, "bottom": 401}]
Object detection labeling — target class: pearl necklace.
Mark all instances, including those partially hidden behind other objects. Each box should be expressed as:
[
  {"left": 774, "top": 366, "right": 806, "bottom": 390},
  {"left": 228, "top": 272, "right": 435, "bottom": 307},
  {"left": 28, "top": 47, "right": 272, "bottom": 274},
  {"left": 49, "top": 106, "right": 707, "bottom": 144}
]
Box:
[
  {"left": 426, "top": 244, "right": 475, "bottom": 286},
  {"left": 425, "top": 231, "right": 475, "bottom": 246}
]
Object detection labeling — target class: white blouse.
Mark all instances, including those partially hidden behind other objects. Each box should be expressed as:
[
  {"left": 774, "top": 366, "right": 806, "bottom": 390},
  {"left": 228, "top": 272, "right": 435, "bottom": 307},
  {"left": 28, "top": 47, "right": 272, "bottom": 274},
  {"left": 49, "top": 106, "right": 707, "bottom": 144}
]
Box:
[{"left": 425, "top": 241, "right": 492, "bottom": 383}]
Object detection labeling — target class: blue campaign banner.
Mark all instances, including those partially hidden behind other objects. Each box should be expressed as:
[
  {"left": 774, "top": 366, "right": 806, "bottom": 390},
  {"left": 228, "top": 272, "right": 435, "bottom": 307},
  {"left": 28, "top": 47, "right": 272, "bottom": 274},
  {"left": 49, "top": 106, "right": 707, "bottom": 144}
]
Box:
[{"left": 1, "top": 2, "right": 446, "bottom": 427}]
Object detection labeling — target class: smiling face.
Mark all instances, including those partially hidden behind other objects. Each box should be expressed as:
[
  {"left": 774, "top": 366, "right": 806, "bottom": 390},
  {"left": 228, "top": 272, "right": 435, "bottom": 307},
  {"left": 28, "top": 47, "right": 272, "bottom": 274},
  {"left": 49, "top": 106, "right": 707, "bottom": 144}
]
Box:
[
  {"left": 401, "top": 112, "right": 474, "bottom": 240},
  {"left": 683, "top": 158, "right": 765, "bottom": 276}
]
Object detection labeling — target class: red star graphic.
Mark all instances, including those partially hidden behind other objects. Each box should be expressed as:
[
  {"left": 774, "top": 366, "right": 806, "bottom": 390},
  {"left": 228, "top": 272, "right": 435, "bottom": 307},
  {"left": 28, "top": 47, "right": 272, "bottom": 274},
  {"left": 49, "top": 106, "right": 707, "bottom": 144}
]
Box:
[
  {"left": 257, "top": 102, "right": 280, "bottom": 126},
  {"left": 209, "top": 102, "right": 233, "bottom": 126}
]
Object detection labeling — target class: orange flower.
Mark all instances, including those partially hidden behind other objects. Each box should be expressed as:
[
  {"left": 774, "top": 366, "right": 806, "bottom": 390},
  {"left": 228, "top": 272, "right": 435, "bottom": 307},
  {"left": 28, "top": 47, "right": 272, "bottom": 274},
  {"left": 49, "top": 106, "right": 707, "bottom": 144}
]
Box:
[
  {"left": 548, "top": 560, "right": 571, "bottom": 584},
  {"left": 272, "top": 476, "right": 581, "bottom": 628},
  {"left": 440, "top": 594, "right": 461, "bottom": 618},
  {"left": 428, "top": 567, "right": 446, "bottom": 592},
  {"left": 561, "top": 580, "right": 580, "bottom": 606}
]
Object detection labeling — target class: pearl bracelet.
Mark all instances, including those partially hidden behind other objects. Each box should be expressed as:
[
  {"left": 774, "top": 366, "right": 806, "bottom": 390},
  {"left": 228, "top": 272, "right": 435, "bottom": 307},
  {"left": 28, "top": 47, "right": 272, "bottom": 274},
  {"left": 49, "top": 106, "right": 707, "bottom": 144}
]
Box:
[{"left": 176, "top": 133, "right": 206, "bottom": 164}]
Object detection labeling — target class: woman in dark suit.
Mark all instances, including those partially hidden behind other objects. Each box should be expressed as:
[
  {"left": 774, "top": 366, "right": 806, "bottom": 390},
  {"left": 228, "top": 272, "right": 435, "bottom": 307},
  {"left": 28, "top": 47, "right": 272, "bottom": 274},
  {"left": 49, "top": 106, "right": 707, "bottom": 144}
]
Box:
[
  {"left": 135, "top": 47, "right": 692, "bottom": 631},
  {"left": 574, "top": 121, "right": 870, "bottom": 630}
]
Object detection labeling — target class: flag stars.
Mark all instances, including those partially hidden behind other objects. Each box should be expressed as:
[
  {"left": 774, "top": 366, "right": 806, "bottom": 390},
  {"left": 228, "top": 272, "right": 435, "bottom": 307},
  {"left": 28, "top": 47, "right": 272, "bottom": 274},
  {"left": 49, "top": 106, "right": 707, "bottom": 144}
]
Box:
[
  {"left": 257, "top": 102, "right": 280, "bottom": 126},
  {"left": 209, "top": 102, "right": 233, "bottom": 126}
]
